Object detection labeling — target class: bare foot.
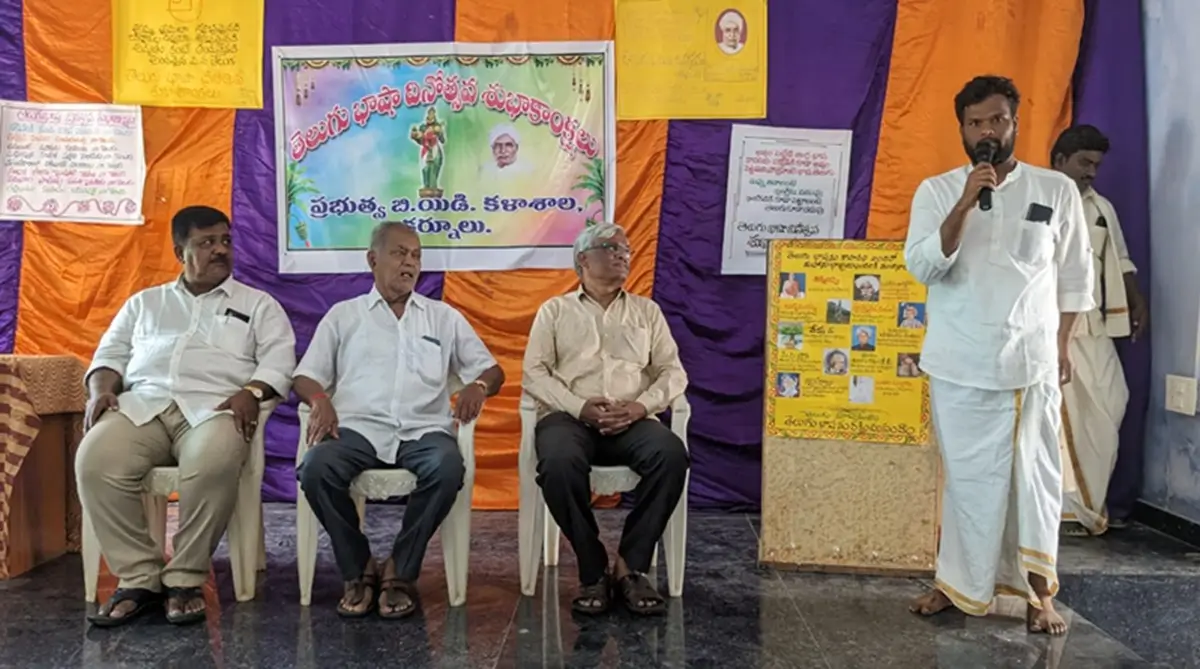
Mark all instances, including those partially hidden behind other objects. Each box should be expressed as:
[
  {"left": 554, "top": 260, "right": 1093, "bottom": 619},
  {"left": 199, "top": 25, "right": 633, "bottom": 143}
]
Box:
[
  {"left": 1026, "top": 600, "right": 1068, "bottom": 635},
  {"left": 909, "top": 589, "right": 953, "bottom": 616}
]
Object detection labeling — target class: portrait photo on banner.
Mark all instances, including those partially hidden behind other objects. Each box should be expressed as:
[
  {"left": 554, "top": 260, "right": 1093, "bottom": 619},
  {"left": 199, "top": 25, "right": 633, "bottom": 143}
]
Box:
[
  {"left": 273, "top": 41, "right": 617, "bottom": 273},
  {"left": 764, "top": 240, "right": 931, "bottom": 446}
]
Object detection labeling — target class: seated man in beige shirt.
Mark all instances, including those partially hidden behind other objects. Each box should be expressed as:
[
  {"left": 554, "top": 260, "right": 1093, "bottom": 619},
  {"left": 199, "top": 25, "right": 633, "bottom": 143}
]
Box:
[{"left": 523, "top": 222, "right": 689, "bottom": 617}]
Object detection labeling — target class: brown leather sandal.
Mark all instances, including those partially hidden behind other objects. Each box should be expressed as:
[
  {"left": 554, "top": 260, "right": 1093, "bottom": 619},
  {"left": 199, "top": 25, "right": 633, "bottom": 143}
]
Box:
[
  {"left": 336, "top": 560, "right": 378, "bottom": 618},
  {"left": 377, "top": 578, "right": 418, "bottom": 619}
]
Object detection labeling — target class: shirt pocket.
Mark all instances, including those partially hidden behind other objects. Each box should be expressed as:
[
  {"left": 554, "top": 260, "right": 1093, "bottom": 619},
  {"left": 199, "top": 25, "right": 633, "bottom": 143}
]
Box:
[
  {"left": 411, "top": 335, "right": 447, "bottom": 384},
  {"left": 1007, "top": 220, "right": 1055, "bottom": 267},
  {"left": 610, "top": 325, "right": 651, "bottom": 366},
  {"left": 1088, "top": 225, "right": 1108, "bottom": 260},
  {"left": 207, "top": 315, "right": 253, "bottom": 358}
]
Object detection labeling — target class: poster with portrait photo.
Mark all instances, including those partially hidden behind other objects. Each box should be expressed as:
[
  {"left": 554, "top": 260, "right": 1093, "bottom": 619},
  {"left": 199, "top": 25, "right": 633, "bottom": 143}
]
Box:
[
  {"left": 823, "top": 348, "right": 849, "bottom": 375},
  {"left": 849, "top": 375, "right": 874, "bottom": 404},
  {"left": 778, "top": 272, "right": 806, "bottom": 299},
  {"left": 897, "top": 302, "right": 926, "bottom": 329},
  {"left": 776, "top": 372, "right": 800, "bottom": 398},
  {"left": 853, "top": 274, "right": 880, "bottom": 302},
  {"left": 896, "top": 353, "right": 922, "bottom": 377}
]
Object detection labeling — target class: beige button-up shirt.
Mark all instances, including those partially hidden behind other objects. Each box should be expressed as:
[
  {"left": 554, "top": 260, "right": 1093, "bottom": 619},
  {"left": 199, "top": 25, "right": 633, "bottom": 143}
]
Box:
[
  {"left": 1080, "top": 188, "right": 1136, "bottom": 337},
  {"left": 522, "top": 288, "right": 688, "bottom": 419}
]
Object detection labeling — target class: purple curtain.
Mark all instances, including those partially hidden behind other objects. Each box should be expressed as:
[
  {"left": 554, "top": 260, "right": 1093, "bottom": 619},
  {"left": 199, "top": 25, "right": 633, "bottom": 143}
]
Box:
[
  {"left": 231, "top": 1, "right": 455, "bottom": 501},
  {"left": 652, "top": 0, "right": 897, "bottom": 510},
  {"left": 1072, "top": 0, "right": 1152, "bottom": 519},
  {"left": 0, "top": 0, "right": 25, "bottom": 353}
]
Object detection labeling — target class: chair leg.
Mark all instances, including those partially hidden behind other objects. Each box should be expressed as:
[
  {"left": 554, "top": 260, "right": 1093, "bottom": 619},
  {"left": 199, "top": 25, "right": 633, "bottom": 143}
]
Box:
[
  {"left": 228, "top": 495, "right": 262, "bottom": 602},
  {"left": 354, "top": 495, "right": 366, "bottom": 531},
  {"left": 81, "top": 510, "right": 101, "bottom": 603},
  {"left": 663, "top": 477, "right": 688, "bottom": 598},
  {"left": 651, "top": 542, "right": 659, "bottom": 568},
  {"left": 441, "top": 486, "right": 472, "bottom": 607},
  {"left": 296, "top": 494, "right": 319, "bottom": 607},
  {"left": 257, "top": 513, "right": 267, "bottom": 572},
  {"left": 518, "top": 479, "right": 545, "bottom": 597},
  {"left": 543, "top": 505, "right": 562, "bottom": 567}
]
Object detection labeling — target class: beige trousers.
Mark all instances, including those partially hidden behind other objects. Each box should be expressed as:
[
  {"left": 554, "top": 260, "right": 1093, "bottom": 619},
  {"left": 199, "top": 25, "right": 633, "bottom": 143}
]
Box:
[{"left": 75, "top": 402, "right": 248, "bottom": 591}]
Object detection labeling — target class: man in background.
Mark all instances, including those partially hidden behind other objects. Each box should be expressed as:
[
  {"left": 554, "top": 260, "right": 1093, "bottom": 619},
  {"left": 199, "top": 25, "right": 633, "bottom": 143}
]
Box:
[
  {"left": 904, "top": 75, "right": 1093, "bottom": 636},
  {"left": 1050, "top": 124, "right": 1148, "bottom": 536}
]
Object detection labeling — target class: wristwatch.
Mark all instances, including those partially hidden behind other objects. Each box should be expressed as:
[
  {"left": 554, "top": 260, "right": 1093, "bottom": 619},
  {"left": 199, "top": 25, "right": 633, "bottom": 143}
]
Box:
[{"left": 243, "top": 385, "right": 265, "bottom": 401}]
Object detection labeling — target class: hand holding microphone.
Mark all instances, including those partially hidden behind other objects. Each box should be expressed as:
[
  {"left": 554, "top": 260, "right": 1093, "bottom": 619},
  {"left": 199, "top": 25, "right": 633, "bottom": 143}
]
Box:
[{"left": 960, "top": 139, "right": 1000, "bottom": 212}]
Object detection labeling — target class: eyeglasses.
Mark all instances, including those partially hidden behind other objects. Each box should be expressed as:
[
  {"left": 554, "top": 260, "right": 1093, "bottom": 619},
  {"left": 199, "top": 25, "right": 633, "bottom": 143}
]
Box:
[{"left": 587, "top": 242, "right": 632, "bottom": 257}]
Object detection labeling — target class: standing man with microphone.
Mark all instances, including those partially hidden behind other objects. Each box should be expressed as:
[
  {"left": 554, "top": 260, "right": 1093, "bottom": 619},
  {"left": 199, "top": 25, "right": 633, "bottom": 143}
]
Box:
[{"left": 903, "top": 75, "right": 1094, "bottom": 636}]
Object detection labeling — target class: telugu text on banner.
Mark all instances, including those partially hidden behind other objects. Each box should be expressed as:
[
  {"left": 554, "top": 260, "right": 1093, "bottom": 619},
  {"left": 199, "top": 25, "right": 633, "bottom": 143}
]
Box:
[
  {"left": 765, "top": 240, "right": 930, "bottom": 446},
  {"left": 721, "top": 125, "right": 851, "bottom": 275},
  {"left": 274, "top": 42, "right": 616, "bottom": 274},
  {"left": 112, "top": 0, "right": 265, "bottom": 109},
  {"left": 0, "top": 102, "right": 146, "bottom": 225},
  {"left": 616, "top": 0, "right": 766, "bottom": 120}
]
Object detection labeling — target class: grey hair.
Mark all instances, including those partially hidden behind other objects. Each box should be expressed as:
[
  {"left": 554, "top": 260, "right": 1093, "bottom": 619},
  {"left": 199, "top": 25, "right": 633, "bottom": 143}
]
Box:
[
  {"left": 370, "top": 221, "right": 416, "bottom": 251},
  {"left": 572, "top": 222, "right": 625, "bottom": 275}
]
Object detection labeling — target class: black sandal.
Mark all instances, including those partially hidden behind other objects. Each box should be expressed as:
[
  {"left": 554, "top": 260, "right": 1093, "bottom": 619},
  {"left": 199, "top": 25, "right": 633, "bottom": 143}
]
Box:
[
  {"left": 88, "top": 588, "right": 164, "bottom": 628},
  {"left": 377, "top": 578, "right": 418, "bottom": 620},
  {"left": 165, "top": 586, "right": 208, "bottom": 626},
  {"left": 571, "top": 575, "right": 611, "bottom": 615},
  {"left": 614, "top": 573, "right": 667, "bottom": 616},
  {"left": 336, "top": 570, "right": 379, "bottom": 619}
]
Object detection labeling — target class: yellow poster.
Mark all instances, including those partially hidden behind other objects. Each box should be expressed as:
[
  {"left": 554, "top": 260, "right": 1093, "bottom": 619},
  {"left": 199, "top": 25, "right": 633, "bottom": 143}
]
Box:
[
  {"left": 615, "top": 0, "right": 766, "bottom": 120},
  {"left": 112, "top": 0, "right": 265, "bottom": 109},
  {"left": 765, "top": 240, "right": 930, "bottom": 445}
]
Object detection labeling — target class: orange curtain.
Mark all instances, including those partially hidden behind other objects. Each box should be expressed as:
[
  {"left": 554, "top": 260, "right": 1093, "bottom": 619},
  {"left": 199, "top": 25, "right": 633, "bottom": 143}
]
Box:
[
  {"left": 452, "top": 1, "right": 668, "bottom": 508},
  {"left": 14, "top": 1, "right": 236, "bottom": 359},
  {"left": 866, "top": 0, "right": 1084, "bottom": 240}
]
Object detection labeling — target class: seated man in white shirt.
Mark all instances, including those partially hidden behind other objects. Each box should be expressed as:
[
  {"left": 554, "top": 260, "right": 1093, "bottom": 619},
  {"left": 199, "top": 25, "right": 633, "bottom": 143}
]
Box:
[
  {"left": 78, "top": 206, "right": 296, "bottom": 628},
  {"left": 293, "top": 221, "right": 504, "bottom": 620},
  {"left": 523, "top": 223, "right": 689, "bottom": 617}
]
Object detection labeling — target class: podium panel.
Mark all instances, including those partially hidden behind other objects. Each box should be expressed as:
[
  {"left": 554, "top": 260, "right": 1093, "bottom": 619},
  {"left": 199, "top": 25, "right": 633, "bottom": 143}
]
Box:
[{"left": 759, "top": 240, "right": 940, "bottom": 575}]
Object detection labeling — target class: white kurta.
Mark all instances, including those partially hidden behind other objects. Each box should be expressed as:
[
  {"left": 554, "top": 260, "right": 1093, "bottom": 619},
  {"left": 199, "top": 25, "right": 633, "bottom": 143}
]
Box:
[
  {"left": 1060, "top": 189, "right": 1136, "bottom": 534},
  {"left": 905, "top": 162, "right": 1095, "bottom": 613}
]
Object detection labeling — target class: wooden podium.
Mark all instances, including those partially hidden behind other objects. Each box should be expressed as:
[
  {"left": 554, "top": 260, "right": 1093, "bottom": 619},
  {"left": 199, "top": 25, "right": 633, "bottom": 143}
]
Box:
[{"left": 758, "top": 241, "right": 941, "bottom": 575}]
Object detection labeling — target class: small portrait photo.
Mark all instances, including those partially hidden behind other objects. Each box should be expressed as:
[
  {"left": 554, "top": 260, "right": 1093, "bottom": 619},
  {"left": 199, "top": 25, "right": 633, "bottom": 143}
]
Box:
[
  {"left": 853, "top": 274, "right": 881, "bottom": 302},
  {"left": 776, "top": 372, "right": 800, "bottom": 398},
  {"left": 823, "top": 348, "right": 849, "bottom": 376},
  {"left": 851, "top": 325, "right": 877, "bottom": 352},
  {"left": 849, "top": 375, "right": 875, "bottom": 404},
  {"left": 896, "top": 353, "right": 922, "bottom": 378},
  {"left": 897, "top": 302, "right": 926, "bottom": 329},
  {"left": 715, "top": 9, "right": 748, "bottom": 56},
  {"left": 777, "top": 322, "right": 804, "bottom": 350},
  {"left": 825, "top": 298, "right": 852, "bottom": 324},
  {"left": 778, "top": 272, "right": 806, "bottom": 299}
]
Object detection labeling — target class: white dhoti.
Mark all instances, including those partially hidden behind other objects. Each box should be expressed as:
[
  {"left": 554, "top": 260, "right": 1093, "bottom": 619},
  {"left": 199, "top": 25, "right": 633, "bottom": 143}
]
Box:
[
  {"left": 1059, "top": 332, "right": 1128, "bottom": 535},
  {"left": 930, "top": 377, "right": 1063, "bottom": 615}
]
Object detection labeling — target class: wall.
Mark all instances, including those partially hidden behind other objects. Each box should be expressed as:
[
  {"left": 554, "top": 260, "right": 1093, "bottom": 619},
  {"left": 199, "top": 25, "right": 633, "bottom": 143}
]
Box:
[{"left": 1141, "top": 0, "right": 1200, "bottom": 522}]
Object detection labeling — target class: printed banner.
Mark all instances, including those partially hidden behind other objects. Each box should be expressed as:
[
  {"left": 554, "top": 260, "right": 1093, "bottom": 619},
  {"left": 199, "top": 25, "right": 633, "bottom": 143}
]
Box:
[
  {"left": 616, "top": 0, "right": 766, "bottom": 120},
  {"left": 112, "top": 0, "right": 265, "bottom": 108},
  {"left": 0, "top": 102, "right": 145, "bottom": 225},
  {"left": 273, "top": 42, "right": 616, "bottom": 274},
  {"left": 722, "top": 125, "right": 851, "bottom": 275},
  {"left": 764, "top": 240, "right": 930, "bottom": 446}
]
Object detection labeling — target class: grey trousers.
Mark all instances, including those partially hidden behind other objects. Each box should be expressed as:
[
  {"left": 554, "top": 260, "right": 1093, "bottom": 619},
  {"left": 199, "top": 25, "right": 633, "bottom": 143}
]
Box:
[{"left": 297, "top": 429, "right": 464, "bottom": 582}]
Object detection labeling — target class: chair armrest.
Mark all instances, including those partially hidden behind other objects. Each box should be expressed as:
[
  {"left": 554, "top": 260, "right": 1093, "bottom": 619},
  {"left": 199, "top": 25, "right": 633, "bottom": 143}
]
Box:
[
  {"left": 518, "top": 391, "right": 539, "bottom": 467},
  {"left": 669, "top": 394, "right": 690, "bottom": 451},
  {"left": 248, "top": 400, "right": 280, "bottom": 478},
  {"left": 296, "top": 404, "right": 311, "bottom": 466}
]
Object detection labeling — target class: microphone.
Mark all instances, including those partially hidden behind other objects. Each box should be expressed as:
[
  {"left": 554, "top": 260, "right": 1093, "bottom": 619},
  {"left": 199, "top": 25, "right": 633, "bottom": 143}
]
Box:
[{"left": 973, "top": 141, "right": 998, "bottom": 212}]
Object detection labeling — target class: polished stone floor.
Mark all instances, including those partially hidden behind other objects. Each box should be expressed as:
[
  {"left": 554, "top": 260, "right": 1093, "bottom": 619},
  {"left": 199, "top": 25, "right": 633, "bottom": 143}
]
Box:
[{"left": 1, "top": 505, "right": 1197, "bottom": 668}]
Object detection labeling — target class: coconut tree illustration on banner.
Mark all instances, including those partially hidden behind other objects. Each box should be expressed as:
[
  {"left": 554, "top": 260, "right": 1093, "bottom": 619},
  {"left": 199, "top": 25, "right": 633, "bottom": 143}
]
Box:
[
  {"left": 572, "top": 156, "right": 605, "bottom": 227},
  {"left": 285, "top": 161, "right": 319, "bottom": 248}
]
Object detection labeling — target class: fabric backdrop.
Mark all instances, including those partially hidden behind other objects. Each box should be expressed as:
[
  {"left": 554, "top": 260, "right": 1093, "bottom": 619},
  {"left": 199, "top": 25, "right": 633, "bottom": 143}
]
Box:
[{"left": 0, "top": 0, "right": 1154, "bottom": 512}]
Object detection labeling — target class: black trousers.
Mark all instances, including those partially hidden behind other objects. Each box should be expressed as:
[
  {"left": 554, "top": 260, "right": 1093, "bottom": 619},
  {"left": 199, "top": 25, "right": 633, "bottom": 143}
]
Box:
[
  {"left": 297, "top": 428, "right": 464, "bottom": 582},
  {"left": 535, "top": 412, "right": 689, "bottom": 585}
]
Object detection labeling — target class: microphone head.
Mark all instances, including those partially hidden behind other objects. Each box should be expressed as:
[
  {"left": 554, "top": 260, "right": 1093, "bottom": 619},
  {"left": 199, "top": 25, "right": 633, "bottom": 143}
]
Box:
[{"left": 973, "top": 139, "right": 1000, "bottom": 165}]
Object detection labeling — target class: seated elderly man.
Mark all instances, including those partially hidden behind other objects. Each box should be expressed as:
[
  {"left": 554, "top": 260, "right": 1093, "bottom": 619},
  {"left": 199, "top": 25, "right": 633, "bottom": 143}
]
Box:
[
  {"left": 523, "top": 222, "right": 689, "bottom": 616},
  {"left": 294, "top": 221, "right": 504, "bottom": 619},
  {"left": 78, "top": 206, "right": 296, "bottom": 628}
]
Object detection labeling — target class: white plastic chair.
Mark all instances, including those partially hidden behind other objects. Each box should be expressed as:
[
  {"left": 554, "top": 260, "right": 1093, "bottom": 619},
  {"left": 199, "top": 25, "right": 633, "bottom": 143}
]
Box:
[
  {"left": 82, "top": 401, "right": 278, "bottom": 604},
  {"left": 295, "top": 378, "right": 475, "bottom": 607},
  {"left": 517, "top": 393, "right": 691, "bottom": 598}
]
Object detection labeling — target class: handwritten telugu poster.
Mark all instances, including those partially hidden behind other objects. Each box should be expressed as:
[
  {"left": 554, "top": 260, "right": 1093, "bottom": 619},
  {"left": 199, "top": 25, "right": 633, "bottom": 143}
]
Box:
[
  {"left": 764, "top": 240, "right": 930, "bottom": 446},
  {"left": 616, "top": 0, "right": 766, "bottom": 120},
  {"left": 112, "top": 0, "right": 265, "bottom": 108},
  {"left": 0, "top": 102, "right": 146, "bottom": 225},
  {"left": 273, "top": 42, "right": 616, "bottom": 274},
  {"left": 721, "top": 125, "right": 852, "bottom": 275}
]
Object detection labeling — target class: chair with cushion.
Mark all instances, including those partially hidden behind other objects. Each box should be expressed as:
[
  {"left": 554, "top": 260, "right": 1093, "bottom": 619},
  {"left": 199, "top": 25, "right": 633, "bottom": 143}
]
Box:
[
  {"left": 295, "top": 377, "right": 475, "bottom": 607},
  {"left": 517, "top": 393, "right": 691, "bottom": 597},
  {"left": 82, "top": 401, "right": 278, "bottom": 603}
]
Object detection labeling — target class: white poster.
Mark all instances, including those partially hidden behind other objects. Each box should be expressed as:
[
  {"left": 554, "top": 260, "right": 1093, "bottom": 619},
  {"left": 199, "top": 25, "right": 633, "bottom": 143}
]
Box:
[
  {"left": 720, "top": 124, "right": 851, "bottom": 275},
  {"left": 0, "top": 101, "right": 146, "bottom": 225}
]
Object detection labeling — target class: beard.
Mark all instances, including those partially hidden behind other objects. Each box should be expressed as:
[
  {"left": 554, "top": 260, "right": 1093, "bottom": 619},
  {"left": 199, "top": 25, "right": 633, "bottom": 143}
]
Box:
[{"left": 962, "top": 135, "right": 1016, "bottom": 165}]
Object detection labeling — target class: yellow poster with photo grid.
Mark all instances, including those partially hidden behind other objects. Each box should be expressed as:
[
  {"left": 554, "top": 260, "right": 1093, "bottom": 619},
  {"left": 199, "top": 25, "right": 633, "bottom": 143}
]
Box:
[{"left": 765, "top": 240, "right": 930, "bottom": 445}]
